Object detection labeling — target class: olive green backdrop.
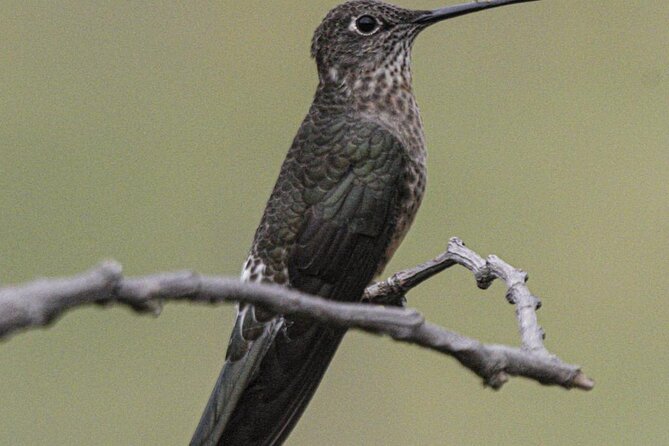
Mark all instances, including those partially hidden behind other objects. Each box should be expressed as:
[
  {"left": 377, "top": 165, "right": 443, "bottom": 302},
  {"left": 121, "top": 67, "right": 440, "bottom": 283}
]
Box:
[{"left": 1, "top": 1, "right": 667, "bottom": 445}]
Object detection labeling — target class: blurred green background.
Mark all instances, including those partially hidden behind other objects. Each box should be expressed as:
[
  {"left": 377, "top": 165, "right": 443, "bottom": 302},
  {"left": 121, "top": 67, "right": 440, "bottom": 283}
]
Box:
[{"left": 1, "top": 1, "right": 667, "bottom": 444}]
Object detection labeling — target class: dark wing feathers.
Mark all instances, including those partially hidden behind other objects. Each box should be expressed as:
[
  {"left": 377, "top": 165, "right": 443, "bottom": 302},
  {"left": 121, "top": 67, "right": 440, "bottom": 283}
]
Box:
[
  {"left": 290, "top": 126, "right": 404, "bottom": 294},
  {"left": 222, "top": 125, "right": 407, "bottom": 444},
  {"left": 192, "top": 118, "right": 406, "bottom": 446}
]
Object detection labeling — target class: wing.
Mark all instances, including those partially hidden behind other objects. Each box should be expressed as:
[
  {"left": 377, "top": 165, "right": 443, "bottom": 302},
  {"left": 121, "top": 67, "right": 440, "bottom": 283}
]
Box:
[
  {"left": 219, "top": 122, "right": 407, "bottom": 444},
  {"left": 191, "top": 119, "right": 407, "bottom": 446},
  {"left": 289, "top": 124, "right": 406, "bottom": 301}
]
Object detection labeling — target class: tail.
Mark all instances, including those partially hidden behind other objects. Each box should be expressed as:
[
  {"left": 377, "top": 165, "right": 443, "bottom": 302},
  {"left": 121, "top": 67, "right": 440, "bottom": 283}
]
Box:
[
  {"left": 191, "top": 314, "right": 345, "bottom": 446},
  {"left": 190, "top": 312, "right": 283, "bottom": 446}
]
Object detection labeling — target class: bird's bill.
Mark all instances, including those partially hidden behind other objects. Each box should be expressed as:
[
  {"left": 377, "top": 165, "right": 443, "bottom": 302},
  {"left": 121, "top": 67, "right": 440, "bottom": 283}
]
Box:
[{"left": 413, "top": 0, "right": 539, "bottom": 25}]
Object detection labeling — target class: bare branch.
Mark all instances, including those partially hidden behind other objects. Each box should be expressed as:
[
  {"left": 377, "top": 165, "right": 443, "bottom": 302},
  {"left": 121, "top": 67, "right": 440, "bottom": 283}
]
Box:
[{"left": 0, "top": 239, "right": 594, "bottom": 391}]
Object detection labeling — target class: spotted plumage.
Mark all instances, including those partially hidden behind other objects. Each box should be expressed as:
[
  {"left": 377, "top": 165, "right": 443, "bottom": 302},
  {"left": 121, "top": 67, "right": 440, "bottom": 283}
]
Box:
[{"left": 191, "top": 1, "right": 539, "bottom": 445}]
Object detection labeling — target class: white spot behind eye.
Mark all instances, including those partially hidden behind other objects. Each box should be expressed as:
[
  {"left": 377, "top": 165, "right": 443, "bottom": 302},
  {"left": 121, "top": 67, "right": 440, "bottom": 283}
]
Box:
[{"left": 329, "top": 67, "right": 339, "bottom": 82}]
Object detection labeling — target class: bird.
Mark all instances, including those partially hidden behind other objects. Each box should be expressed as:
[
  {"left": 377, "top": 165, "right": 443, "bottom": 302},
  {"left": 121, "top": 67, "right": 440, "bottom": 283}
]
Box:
[{"left": 191, "top": 1, "right": 538, "bottom": 445}]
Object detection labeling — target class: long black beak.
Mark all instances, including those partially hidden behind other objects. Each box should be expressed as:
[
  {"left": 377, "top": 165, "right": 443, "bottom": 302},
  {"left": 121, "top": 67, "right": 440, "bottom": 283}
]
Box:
[{"left": 413, "top": 0, "right": 539, "bottom": 25}]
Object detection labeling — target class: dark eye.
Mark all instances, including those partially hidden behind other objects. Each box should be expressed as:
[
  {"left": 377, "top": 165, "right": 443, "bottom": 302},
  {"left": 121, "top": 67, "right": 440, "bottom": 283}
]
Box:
[{"left": 355, "top": 15, "right": 379, "bottom": 35}]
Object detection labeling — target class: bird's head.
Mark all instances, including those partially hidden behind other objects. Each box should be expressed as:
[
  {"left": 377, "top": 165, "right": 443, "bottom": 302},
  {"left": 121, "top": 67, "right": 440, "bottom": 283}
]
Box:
[{"left": 311, "top": 0, "right": 538, "bottom": 88}]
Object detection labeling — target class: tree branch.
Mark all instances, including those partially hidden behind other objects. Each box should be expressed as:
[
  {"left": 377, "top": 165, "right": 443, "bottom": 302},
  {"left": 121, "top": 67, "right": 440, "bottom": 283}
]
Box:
[{"left": 0, "top": 237, "right": 593, "bottom": 391}]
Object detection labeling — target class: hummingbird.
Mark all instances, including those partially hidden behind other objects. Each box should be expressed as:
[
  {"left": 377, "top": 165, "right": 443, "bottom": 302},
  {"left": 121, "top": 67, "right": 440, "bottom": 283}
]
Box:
[{"left": 191, "top": 1, "right": 538, "bottom": 444}]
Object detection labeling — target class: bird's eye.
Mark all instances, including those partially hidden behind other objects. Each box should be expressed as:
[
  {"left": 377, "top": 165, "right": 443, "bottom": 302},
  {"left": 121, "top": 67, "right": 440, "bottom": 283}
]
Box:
[{"left": 355, "top": 15, "right": 379, "bottom": 35}]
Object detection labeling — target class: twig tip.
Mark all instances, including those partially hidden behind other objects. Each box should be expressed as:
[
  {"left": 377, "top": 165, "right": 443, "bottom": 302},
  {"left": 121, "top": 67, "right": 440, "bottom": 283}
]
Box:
[
  {"left": 96, "top": 260, "right": 123, "bottom": 279},
  {"left": 571, "top": 371, "right": 595, "bottom": 391},
  {"left": 485, "top": 371, "right": 509, "bottom": 390}
]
